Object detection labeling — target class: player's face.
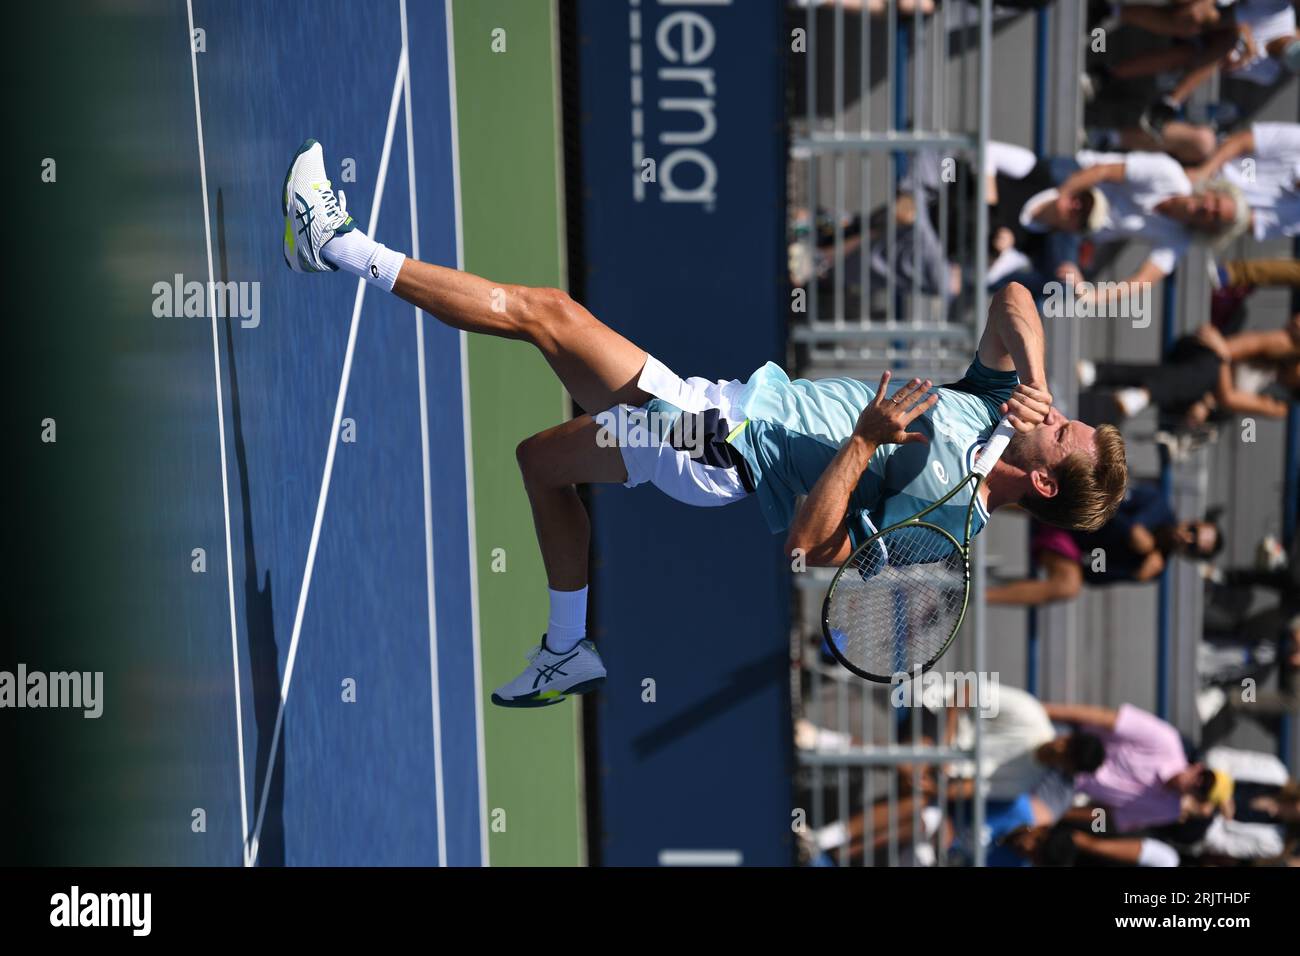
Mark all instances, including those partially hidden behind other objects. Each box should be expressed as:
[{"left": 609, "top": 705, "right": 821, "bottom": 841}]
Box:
[{"left": 1010, "top": 406, "right": 1096, "bottom": 472}]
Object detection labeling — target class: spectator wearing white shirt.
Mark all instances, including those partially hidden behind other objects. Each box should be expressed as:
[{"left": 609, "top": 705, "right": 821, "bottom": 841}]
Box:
[
  {"left": 1193, "top": 121, "right": 1300, "bottom": 242},
  {"left": 1188, "top": 747, "right": 1297, "bottom": 863},
  {"left": 1021, "top": 150, "right": 1249, "bottom": 307},
  {"left": 947, "top": 683, "right": 1106, "bottom": 801},
  {"left": 1102, "top": 0, "right": 1300, "bottom": 136},
  {"left": 1224, "top": 0, "right": 1300, "bottom": 87}
]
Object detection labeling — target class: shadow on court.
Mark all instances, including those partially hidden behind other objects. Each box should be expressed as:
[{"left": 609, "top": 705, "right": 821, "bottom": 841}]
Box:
[
  {"left": 219, "top": 189, "right": 285, "bottom": 866},
  {"left": 630, "top": 649, "right": 789, "bottom": 759}
]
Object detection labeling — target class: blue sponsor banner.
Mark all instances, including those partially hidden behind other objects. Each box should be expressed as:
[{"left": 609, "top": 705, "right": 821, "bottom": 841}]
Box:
[{"left": 574, "top": 0, "right": 793, "bottom": 866}]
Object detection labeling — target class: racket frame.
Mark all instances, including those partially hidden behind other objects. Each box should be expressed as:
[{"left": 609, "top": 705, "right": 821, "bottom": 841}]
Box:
[{"left": 821, "top": 468, "right": 989, "bottom": 683}]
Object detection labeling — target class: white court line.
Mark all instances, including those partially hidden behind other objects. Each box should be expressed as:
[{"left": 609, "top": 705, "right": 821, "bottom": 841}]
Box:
[
  {"left": 185, "top": 0, "right": 251, "bottom": 867},
  {"left": 246, "top": 46, "right": 408, "bottom": 867},
  {"left": 443, "top": 0, "right": 491, "bottom": 867},
  {"left": 400, "top": 0, "right": 448, "bottom": 868}
]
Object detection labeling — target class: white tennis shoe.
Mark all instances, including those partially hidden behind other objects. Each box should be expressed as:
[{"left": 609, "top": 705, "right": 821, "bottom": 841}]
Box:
[
  {"left": 282, "top": 139, "right": 356, "bottom": 273},
  {"left": 491, "top": 637, "right": 606, "bottom": 707}
]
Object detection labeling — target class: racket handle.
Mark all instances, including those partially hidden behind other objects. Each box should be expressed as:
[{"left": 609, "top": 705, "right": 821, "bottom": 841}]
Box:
[{"left": 972, "top": 417, "right": 1017, "bottom": 477}]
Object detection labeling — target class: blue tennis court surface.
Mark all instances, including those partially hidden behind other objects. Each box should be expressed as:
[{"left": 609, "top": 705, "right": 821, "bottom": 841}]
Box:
[{"left": 162, "top": 0, "right": 482, "bottom": 865}]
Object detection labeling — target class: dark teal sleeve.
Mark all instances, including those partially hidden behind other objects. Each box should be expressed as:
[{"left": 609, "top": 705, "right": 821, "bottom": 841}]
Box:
[{"left": 946, "top": 356, "right": 1020, "bottom": 422}]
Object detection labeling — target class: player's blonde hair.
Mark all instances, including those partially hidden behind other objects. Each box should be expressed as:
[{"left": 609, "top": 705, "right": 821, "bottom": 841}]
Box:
[{"left": 1020, "top": 424, "right": 1127, "bottom": 532}]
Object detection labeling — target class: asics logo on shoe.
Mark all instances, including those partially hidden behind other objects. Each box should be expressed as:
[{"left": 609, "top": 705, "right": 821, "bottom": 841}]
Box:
[
  {"left": 294, "top": 193, "right": 313, "bottom": 238},
  {"left": 532, "top": 651, "right": 579, "bottom": 689}
]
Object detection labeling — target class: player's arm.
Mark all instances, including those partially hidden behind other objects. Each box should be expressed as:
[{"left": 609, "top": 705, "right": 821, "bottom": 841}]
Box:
[
  {"left": 786, "top": 372, "right": 938, "bottom": 567},
  {"left": 976, "top": 282, "right": 1053, "bottom": 432}
]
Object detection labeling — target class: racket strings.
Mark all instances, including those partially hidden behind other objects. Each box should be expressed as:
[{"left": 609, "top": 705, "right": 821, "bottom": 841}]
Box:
[{"left": 826, "top": 524, "right": 967, "bottom": 680}]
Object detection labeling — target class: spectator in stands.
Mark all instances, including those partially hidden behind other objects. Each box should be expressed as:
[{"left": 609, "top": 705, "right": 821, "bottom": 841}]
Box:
[
  {"left": 925, "top": 142, "right": 1207, "bottom": 297},
  {"left": 812, "top": 756, "right": 1086, "bottom": 866},
  {"left": 1021, "top": 150, "right": 1249, "bottom": 307},
  {"left": 1199, "top": 527, "right": 1300, "bottom": 749},
  {"left": 804, "top": 685, "right": 1105, "bottom": 865},
  {"left": 1086, "top": 120, "right": 1221, "bottom": 166},
  {"left": 1210, "top": 257, "right": 1300, "bottom": 330},
  {"left": 1097, "top": 0, "right": 1300, "bottom": 138},
  {"left": 1045, "top": 701, "right": 1227, "bottom": 833},
  {"left": 1200, "top": 606, "right": 1300, "bottom": 698},
  {"left": 796, "top": 684, "right": 1105, "bottom": 801},
  {"left": 1079, "top": 316, "right": 1300, "bottom": 426},
  {"left": 1190, "top": 122, "right": 1300, "bottom": 244},
  {"left": 1173, "top": 747, "right": 1300, "bottom": 864},
  {"left": 786, "top": 199, "right": 959, "bottom": 308},
  {"left": 866, "top": 192, "right": 957, "bottom": 301},
  {"left": 927, "top": 142, "right": 1084, "bottom": 294},
  {"left": 999, "top": 823, "right": 1182, "bottom": 866},
  {"left": 953, "top": 804, "right": 1080, "bottom": 867},
  {"left": 940, "top": 683, "right": 1107, "bottom": 800},
  {"left": 987, "top": 481, "right": 1222, "bottom": 607},
  {"left": 1112, "top": 0, "right": 1227, "bottom": 39}
]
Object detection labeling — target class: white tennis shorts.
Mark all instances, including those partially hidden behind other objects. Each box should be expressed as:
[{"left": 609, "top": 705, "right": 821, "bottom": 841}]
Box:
[{"left": 592, "top": 355, "right": 752, "bottom": 509}]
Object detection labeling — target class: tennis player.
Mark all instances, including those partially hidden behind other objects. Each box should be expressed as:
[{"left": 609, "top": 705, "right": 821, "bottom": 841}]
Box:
[{"left": 284, "top": 140, "right": 1128, "bottom": 706}]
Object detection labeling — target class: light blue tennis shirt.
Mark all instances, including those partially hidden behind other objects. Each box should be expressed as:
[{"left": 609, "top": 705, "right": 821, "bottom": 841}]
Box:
[{"left": 726, "top": 357, "right": 1019, "bottom": 548}]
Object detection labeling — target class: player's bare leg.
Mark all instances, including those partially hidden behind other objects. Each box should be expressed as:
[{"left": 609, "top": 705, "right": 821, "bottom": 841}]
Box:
[
  {"left": 392, "top": 260, "right": 651, "bottom": 415},
  {"left": 387, "top": 264, "right": 643, "bottom": 702},
  {"left": 515, "top": 415, "right": 628, "bottom": 591},
  {"left": 285, "top": 138, "right": 650, "bottom": 415}
]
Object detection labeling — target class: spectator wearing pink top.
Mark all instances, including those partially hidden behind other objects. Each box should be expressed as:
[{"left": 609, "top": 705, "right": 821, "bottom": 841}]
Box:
[{"left": 1043, "top": 702, "right": 1223, "bottom": 833}]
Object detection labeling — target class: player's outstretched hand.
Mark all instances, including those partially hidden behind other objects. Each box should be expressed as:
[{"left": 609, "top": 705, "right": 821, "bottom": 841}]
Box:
[
  {"left": 854, "top": 371, "right": 938, "bottom": 446},
  {"left": 1001, "top": 382, "right": 1053, "bottom": 433}
]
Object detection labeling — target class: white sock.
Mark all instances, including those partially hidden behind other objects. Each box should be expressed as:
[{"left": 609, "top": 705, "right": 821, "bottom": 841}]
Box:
[
  {"left": 545, "top": 586, "right": 588, "bottom": 653},
  {"left": 322, "top": 230, "right": 406, "bottom": 292},
  {"left": 1115, "top": 387, "right": 1151, "bottom": 417},
  {"left": 1077, "top": 359, "right": 1097, "bottom": 388}
]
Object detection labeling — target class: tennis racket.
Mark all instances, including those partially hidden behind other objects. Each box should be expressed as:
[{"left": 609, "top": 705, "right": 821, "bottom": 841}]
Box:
[{"left": 822, "top": 416, "right": 1017, "bottom": 683}]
